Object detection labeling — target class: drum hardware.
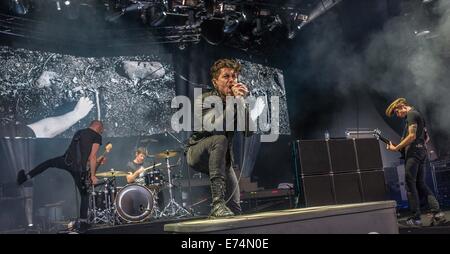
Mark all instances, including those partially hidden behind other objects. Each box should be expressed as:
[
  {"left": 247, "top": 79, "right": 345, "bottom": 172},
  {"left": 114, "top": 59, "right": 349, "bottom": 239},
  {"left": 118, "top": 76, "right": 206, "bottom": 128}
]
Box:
[
  {"left": 87, "top": 145, "right": 196, "bottom": 226},
  {"left": 158, "top": 150, "right": 192, "bottom": 218},
  {"left": 88, "top": 177, "right": 117, "bottom": 225}
]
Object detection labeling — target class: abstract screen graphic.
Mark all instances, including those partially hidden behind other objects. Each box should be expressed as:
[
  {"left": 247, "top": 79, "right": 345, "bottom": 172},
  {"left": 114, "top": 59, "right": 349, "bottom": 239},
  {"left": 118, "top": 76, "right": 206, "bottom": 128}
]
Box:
[
  {"left": 238, "top": 60, "right": 290, "bottom": 135},
  {"left": 0, "top": 46, "right": 290, "bottom": 138},
  {"left": 0, "top": 46, "right": 176, "bottom": 138}
]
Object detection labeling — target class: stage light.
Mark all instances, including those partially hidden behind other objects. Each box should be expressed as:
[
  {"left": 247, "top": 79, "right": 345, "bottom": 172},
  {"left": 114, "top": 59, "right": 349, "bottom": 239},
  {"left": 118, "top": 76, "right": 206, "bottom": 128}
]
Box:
[
  {"left": 106, "top": 1, "right": 152, "bottom": 23},
  {"left": 268, "top": 15, "right": 282, "bottom": 32},
  {"left": 172, "top": 0, "right": 200, "bottom": 8},
  {"left": 252, "top": 18, "right": 263, "bottom": 36},
  {"left": 306, "top": 0, "right": 341, "bottom": 25},
  {"left": 144, "top": 4, "right": 167, "bottom": 27},
  {"left": 287, "top": 23, "right": 296, "bottom": 40},
  {"left": 224, "top": 16, "right": 239, "bottom": 34},
  {"left": 223, "top": 12, "right": 245, "bottom": 34},
  {"left": 64, "top": 0, "right": 80, "bottom": 20},
  {"left": 286, "top": 0, "right": 340, "bottom": 39}
]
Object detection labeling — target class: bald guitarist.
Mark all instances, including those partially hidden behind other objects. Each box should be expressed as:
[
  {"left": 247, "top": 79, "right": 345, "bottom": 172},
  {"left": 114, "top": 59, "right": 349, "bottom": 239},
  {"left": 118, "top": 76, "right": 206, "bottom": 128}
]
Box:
[{"left": 17, "top": 120, "right": 105, "bottom": 231}]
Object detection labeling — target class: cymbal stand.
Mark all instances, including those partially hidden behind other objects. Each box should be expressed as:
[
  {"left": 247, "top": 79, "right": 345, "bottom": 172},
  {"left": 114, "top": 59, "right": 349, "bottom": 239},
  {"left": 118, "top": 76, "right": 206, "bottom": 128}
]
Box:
[
  {"left": 165, "top": 131, "right": 196, "bottom": 215},
  {"left": 88, "top": 178, "right": 116, "bottom": 225},
  {"left": 161, "top": 154, "right": 192, "bottom": 218}
]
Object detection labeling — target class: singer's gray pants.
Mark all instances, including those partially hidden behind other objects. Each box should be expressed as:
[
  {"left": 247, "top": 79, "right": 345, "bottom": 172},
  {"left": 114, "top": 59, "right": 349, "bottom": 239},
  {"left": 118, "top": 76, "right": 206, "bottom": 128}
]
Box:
[{"left": 186, "top": 134, "right": 241, "bottom": 214}]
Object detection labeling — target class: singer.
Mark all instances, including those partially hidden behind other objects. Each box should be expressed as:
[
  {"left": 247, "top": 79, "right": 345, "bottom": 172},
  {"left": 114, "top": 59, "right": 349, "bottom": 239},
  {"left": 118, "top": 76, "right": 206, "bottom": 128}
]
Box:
[{"left": 185, "top": 58, "right": 251, "bottom": 217}]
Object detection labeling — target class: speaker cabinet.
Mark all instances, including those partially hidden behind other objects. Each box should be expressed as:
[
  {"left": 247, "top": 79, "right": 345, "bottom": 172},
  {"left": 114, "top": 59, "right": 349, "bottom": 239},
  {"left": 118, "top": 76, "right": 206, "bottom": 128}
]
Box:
[
  {"left": 295, "top": 138, "right": 387, "bottom": 207},
  {"left": 360, "top": 170, "right": 387, "bottom": 202},
  {"left": 354, "top": 138, "right": 383, "bottom": 171},
  {"left": 333, "top": 173, "right": 362, "bottom": 204},
  {"left": 328, "top": 139, "right": 358, "bottom": 173},
  {"left": 302, "top": 175, "right": 334, "bottom": 207},
  {"left": 298, "top": 140, "right": 330, "bottom": 175}
]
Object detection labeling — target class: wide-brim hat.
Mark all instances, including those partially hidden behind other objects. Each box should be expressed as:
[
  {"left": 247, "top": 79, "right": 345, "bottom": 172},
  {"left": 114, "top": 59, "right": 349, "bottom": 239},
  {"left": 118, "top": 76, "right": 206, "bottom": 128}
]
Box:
[{"left": 385, "top": 98, "right": 407, "bottom": 117}]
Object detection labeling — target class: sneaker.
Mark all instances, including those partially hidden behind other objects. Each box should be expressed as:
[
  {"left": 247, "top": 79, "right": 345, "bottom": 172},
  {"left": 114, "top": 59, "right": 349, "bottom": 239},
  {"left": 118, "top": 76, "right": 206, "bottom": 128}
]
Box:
[
  {"left": 430, "top": 212, "right": 448, "bottom": 226},
  {"left": 68, "top": 220, "right": 91, "bottom": 233},
  {"left": 399, "top": 217, "right": 422, "bottom": 228},
  {"left": 16, "top": 170, "right": 28, "bottom": 185}
]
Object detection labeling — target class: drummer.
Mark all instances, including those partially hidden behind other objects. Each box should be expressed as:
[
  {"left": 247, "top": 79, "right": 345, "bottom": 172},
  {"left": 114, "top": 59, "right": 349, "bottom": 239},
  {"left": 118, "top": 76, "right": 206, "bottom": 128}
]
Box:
[{"left": 126, "top": 147, "right": 151, "bottom": 184}]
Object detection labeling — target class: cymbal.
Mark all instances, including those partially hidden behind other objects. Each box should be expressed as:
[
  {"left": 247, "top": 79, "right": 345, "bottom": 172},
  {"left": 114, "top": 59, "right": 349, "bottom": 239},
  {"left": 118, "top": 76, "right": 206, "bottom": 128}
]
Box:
[
  {"left": 154, "top": 150, "right": 180, "bottom": 159},
  {"left": 96, "top": 170, "right": 128, "bottom": 177}
]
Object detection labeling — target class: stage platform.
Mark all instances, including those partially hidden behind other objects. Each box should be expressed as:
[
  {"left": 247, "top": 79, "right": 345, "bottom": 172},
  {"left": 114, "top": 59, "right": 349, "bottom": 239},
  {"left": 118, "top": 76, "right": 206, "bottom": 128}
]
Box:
[
  {"left": 83, "top": 201, "right": 397, "bottom": 234},
  {"left": 11, "top": 201, "right": 450, "bottom": 234},
  {"left": 164, "top": 201, "right": 398, "bottom": 234}
]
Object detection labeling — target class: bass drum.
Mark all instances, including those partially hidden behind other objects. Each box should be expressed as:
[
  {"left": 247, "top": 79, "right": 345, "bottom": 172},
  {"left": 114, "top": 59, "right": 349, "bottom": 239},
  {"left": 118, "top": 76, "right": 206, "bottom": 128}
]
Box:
[{"left": 115, "top": 184, "right": 154, "bottom": 223}]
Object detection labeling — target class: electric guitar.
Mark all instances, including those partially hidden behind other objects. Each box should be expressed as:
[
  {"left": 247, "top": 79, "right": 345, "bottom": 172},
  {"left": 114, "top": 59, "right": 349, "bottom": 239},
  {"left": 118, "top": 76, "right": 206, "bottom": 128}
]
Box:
[
  {"left": 81, "top": 142, "right": 113, "bottom": 191},
  {"left": 372, "top": 129, "right": 405, "bottom": 160}
]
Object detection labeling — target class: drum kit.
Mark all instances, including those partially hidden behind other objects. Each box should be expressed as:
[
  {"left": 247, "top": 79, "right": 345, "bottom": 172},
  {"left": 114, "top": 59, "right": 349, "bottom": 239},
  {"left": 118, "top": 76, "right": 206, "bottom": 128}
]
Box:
[{"left": 88, "top": 149, "right": 192, "bottom": 225}]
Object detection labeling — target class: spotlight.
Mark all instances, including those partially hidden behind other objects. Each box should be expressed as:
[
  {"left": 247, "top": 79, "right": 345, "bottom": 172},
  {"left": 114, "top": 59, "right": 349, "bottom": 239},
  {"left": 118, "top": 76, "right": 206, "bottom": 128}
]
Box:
[
  {"left": 306, "top": 0, "right": 341, "bottom": 24},
  {"left": 64, "top": 0, "right": 80, "bottom": 20},
  {"left": 287, "top": 23, "right": 296, "bottom": 40},
  {"left": 414, "top": 30, "right": 430, "bottom": 36}
]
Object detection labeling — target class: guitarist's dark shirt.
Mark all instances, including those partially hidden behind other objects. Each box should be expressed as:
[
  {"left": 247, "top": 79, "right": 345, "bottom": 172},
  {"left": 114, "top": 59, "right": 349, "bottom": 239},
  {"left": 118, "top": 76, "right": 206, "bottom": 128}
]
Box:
[
  {"left": 402, "top": 109, "right": 426, "bottom": 159},
  {"left": 64, "top": 128, "right": 102, "bottom": 170}
]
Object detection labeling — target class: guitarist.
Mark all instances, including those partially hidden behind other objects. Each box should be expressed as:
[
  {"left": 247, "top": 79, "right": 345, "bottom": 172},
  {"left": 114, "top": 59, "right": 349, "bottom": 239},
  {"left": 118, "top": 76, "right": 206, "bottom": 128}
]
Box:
[
  {"left": 385, "top": 98, "right": 446, "bottom": 226},
  {"left": 17, "top": 120, "right": 104, "bottom": 231},
  {"left": 126, "top": 147, "right": 150, "bottom": 184}
]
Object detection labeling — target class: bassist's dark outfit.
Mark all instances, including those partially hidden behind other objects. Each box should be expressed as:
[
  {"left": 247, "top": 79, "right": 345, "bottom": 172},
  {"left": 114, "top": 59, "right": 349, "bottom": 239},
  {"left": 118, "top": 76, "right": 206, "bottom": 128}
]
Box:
[
  {"left": 21, "top": 128, "right": 102, "bottom": 220},
  {"left": 402, "top": 109, "right": 441, "bottom": 220}
]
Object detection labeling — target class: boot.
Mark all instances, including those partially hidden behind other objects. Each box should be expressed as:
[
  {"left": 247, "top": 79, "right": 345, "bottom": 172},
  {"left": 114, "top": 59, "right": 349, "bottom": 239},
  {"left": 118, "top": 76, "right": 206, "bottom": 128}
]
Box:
[
  {"left": 17, "top": 169, "right": 28, "bottom": 185},
  {"left": 209, "top": 177, "right": 234, "bottom": 218}
]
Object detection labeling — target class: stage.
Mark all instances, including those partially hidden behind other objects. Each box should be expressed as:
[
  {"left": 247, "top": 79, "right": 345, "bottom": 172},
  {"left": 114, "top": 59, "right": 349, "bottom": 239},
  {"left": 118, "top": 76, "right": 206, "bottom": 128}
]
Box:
[{"left": 82, "top": 201, "right": 399, "bottom": 234}]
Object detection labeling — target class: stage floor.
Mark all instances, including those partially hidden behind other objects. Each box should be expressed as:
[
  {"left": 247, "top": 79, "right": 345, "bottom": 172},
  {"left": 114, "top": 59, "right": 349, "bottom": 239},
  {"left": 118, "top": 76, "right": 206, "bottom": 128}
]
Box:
[
  {"left": 398, "top": 210, "right": 450, "bottom": 234},
  {"left": 82, "top": 201, "right": 402, "bottom": 234}
]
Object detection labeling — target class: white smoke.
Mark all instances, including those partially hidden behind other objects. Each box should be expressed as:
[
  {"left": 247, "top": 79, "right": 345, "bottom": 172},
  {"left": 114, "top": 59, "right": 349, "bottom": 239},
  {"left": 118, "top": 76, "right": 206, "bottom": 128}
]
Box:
[{"left": 299, "top": 0, "right": 450, "bottom": 134}]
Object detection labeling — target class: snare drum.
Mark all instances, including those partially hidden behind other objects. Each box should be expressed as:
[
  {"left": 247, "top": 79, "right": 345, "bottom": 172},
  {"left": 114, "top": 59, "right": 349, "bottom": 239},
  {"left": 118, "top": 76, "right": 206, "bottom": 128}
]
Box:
[{"left": 115, "top": 184, "right": 154, "bottom": 223}]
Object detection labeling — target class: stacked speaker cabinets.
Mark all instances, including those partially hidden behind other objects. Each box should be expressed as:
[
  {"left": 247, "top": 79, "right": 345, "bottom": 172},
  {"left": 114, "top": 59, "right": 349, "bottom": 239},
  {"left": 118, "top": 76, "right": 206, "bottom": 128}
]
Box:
[{"left": 292, "top": 138, "right": 387, "bottom": 207}]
